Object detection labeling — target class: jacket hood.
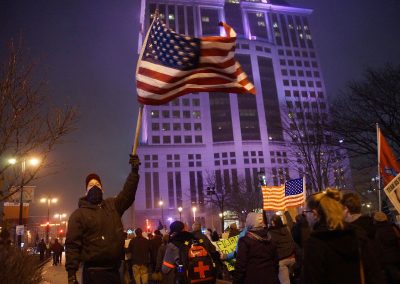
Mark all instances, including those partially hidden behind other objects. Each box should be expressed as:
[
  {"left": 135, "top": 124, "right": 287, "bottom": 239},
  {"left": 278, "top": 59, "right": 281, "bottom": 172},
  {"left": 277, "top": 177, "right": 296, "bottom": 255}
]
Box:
[
  {"left": 311, "top": 227, "right": 359, "bottom": 260},
  {"left": 248, "top": 228, "right": 270, "bottom": 241}
]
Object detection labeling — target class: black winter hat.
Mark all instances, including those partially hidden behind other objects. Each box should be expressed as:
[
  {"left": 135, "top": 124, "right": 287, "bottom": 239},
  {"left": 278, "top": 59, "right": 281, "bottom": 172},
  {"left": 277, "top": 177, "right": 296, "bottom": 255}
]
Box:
[
  {"left": 85, "top": 173, "right": 102, "bottom": 188},
  {"left": 170, "top": 221, "right": 184, "bottom": 233}
]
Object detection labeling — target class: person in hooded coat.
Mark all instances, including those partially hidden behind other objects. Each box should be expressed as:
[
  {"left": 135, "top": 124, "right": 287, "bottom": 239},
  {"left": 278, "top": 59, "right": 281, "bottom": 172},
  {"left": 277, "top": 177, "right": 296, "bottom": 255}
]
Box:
[
  {"left": 373, "top": 211, "right": 400, "bottom": 284},
  {"left": 302, "top": 188, "right": 384, "bottom": 284},
  {"left": 233, "top": 212, "right": 279, "bottom": 284},
  {"left": 268, "top": 214, "right": 296, "bottom": 284},
  {"left": 65, "top": 155, "right": 140, "bottom": 284}
]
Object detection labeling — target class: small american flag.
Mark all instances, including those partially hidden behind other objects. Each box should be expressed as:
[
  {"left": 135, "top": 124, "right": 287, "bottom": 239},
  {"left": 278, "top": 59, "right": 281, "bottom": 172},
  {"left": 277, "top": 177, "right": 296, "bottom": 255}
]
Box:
[
  {"left": 262, "top": 178, "right": 305, "bottom": 211},
  {"left": 136, "top": 16, "right": 256, "bottom": 105}
]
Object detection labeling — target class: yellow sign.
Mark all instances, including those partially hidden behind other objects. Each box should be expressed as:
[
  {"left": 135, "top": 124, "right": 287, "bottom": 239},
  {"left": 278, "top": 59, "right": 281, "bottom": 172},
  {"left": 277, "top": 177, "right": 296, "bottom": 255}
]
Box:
[{"left": 214, "top": 235, "right": 239, "bottom": 271}]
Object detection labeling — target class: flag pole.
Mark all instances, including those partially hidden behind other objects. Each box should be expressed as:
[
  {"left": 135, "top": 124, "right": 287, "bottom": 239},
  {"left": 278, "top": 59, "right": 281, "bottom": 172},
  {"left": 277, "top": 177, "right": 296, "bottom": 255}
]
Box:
[
  {"left": 376, "top": 123, "right": 382, "bottom": 211},
  {"left": 132, "top": 104, "right": 144, "bottom": 155}
]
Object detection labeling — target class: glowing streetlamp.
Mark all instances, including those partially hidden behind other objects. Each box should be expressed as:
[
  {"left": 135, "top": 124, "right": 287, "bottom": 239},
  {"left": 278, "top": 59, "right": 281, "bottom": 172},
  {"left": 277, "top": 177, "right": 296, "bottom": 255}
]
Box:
[
  {"left": 178, "top": 207, "right": 183, "bottom": 221},
  {"left": 159, "top": 200, "right": 164, "bottom": 229},
  {"left": 40, "top": 196, "right": 58, "bottom": 242},
  {"left": 54, "top": 213, "right": 67, "bottom": 237},
  {"left": 192, "top": 206, "right": 197, "bottom": 222},
  {"left": 8, "top": 157, "right": 41, "bottom": 249}
]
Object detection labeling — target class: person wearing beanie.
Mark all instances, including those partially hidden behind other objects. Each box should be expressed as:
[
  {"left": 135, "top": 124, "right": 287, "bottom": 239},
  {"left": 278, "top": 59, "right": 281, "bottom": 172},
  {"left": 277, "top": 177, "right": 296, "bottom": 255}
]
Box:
[
  {"left": 65, "top": 154, "right": 141, "bottom": 284},
  {"left": 373, "top": 211, "right": 400, "bottom": 283}
]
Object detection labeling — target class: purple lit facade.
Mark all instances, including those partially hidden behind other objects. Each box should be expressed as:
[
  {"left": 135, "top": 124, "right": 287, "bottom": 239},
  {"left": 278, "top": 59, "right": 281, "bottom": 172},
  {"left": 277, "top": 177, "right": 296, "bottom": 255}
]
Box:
[{"left": 129, "top": 0, "right": 350, "bottom": 230}]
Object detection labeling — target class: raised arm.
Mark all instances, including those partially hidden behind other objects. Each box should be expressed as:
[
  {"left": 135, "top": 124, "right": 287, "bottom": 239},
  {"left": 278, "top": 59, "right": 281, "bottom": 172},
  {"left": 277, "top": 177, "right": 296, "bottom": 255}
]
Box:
[{"left": 114, "top": 155, "right": 141, "bottom": 215}]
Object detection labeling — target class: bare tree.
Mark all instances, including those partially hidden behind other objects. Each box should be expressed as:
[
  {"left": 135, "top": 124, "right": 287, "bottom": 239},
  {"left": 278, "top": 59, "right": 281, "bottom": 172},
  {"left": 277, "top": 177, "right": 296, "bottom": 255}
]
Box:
[
  {"left": 331, "top": 64, "right": 400, "bottom": 158},
  {"left": 0, "top": 40, "right": 78, "bottom": 202},
  {"left": 203, "top": 171, "right": 262, "bottom": 228},
  {"left": 282, "top": 104, "right": 348, "bottom": 193}
]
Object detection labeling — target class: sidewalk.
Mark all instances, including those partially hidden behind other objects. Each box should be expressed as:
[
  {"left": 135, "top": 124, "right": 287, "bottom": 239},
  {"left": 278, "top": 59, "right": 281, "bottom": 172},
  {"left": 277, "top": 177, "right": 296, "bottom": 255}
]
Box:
[{"left": 41, "top": 253, "right": 82, "bottom": 284}]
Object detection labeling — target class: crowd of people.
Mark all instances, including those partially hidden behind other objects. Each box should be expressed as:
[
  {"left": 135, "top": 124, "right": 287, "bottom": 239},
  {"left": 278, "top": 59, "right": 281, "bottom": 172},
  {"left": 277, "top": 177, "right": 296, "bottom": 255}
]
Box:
[
  {"left": 36, "top": 238, "right": 64, "bottom": 265},
  {"left": 118, "top": 189, "right": 400, "bottom": 284},
  {"left": 62, "top": 155, "right": 400, "bottom": 284}
]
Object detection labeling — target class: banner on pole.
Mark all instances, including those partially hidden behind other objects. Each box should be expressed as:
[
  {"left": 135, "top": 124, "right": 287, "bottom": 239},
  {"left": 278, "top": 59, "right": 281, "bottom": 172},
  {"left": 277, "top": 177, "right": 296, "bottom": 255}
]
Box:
[{"left": 384, "top": 172, "right": 400, "bottom": 214}]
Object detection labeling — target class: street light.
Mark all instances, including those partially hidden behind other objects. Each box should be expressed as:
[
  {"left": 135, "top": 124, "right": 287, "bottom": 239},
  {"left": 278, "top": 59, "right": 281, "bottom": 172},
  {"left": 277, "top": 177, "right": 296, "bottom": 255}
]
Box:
[
  {"left": 159, "top": 200, "right": 164, "bottom": 229},
  {"left": 40, "top": 196, "right": 58, "bottom": 242},
  {"left": 192, "top": 206, "right": 197, "bottom": 222},
  {"left": 54, "top": 213, "right": 67, "bottom": 237},
  {"left": 8, "top": 157, "right": 41, "bottom": 249},
  {"left": 178, "top": 207, "right": 183, "bottom": 221}
]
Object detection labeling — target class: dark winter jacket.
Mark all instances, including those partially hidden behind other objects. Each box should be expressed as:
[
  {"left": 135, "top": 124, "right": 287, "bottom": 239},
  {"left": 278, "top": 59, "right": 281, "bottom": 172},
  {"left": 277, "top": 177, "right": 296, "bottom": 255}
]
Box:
[
  {"left": 161, "top": 231, "right": 194, "bottom": 284},
  {"left": 129, "top": 235, "right": 151, "bottom": 265},
  {"left": 302, "top": 223, "right": 384, "bottom": 284},
  {"left": 51, "top": 241, "right": 64, "bottom": 254},
  {"left": 351, "top": 215, "right": 376, "bottom": 240},
  {"left": 268, "top": 225, "right": 296, "bottom": 260},
  {"left": 374, "top": 221, "right": 400, "bottom": 265},
  {"left": 37, "top": 241, "right": 46, "bottom": 253},
  {"left": 150, "top": 234, "right": 163, "bottom": 267},
  {"left": 233, "top": 228, "right": 279, "bottom": 284},
  {"left": 65, "top": 170, "right": 139, "bottom": 275},
  {"left": 291, "top": 217, "right": 311, "bottom": 248}
]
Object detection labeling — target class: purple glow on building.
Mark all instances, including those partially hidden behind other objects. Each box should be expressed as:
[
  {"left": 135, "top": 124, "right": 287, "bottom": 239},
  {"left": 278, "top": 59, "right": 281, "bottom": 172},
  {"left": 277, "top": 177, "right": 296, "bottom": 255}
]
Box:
[{"left": 128, "top": 0, "right": 350, "bottom": 230}]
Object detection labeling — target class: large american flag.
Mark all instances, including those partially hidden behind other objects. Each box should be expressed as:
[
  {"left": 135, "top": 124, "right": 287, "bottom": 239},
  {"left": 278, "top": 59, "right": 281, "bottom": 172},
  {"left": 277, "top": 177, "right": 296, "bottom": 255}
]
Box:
[
  {"left": 136, "top": 16, "right": 256, "bottom": 105},
  {"left": 262, "top": 178, "right": 305, "bottom": 211}
]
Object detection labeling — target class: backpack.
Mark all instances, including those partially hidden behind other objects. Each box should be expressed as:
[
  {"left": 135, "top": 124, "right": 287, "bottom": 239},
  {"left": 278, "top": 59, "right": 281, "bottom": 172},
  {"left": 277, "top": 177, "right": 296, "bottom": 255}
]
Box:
[{"left": 175, "top": 238, "right": 217, "bottom": 284}]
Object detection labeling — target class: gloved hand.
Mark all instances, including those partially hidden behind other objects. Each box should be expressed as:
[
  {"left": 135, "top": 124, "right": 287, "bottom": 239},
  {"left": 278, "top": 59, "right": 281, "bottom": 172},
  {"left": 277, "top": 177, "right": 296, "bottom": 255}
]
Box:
[
  {"left": 129, "top": 154, "right": 141, "bottom": 170},
  {"left": 68, "top": 273, "right": 79, "bottom": 284}
]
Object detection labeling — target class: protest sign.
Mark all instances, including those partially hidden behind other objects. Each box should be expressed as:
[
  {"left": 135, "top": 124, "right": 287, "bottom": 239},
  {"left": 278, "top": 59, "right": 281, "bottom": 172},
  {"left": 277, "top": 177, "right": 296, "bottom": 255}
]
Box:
[{"left": 214, "top": 235, "right": 239, "bottom": 271}]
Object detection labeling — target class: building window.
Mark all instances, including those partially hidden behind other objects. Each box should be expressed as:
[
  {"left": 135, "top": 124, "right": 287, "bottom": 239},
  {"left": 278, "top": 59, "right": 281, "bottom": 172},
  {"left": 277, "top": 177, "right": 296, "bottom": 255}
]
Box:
[
  {"left": 184, "top": 123, "right": 191, "bottom": 131},
  {"left": 162, "top": 123, "right": 170, "bottom": 131},
  {"left": 152, "top": 136, "right": 160, "bottom": 144},
  {"left": 173, "top": 123, "right": 181, "bottom": 131},
  {"left": 151, "top": 110, "right": 159, "bottom": 118},
  {"left": 195, "top": 136, "right": 203, "bottom": 143},
  {"left": 184, "top": 136, "right": 192, "bottom": 143},
  {"left": 152, "top": 123, "right": 160, "bottom": 131},
  {"left": 192, "top": 111, "right": 201, "bottom": 119},
  {"left": 172, "top": 111, "right": 180, "bottom": 118},
  {"left": 162, "top": 110, "right": 169, "bottom": 118},
  {"left": 174, "top": 136, "right": 182, "bottom": 143},
  {"left": 194, "top": 123, "right": 202, "bottom": 130},
  {"left": 163, "top": 136, "right": 171, "bottom": 144}
]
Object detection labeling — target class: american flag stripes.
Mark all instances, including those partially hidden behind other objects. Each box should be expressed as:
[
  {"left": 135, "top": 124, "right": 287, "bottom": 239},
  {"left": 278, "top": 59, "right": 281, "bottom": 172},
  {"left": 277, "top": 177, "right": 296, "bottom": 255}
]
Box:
[
  {"left": 136, "top": 16, "right": 256, "bottom": 105},
  {"left": 262, "top": 178, "right": 305, "bottom": 211}
]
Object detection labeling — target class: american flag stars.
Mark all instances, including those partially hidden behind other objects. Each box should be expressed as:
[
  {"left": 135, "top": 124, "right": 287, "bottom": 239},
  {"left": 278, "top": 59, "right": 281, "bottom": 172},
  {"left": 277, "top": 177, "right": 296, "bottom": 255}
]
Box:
[{"left": 144, "top": 17, "right": 200, "bottom": 70}]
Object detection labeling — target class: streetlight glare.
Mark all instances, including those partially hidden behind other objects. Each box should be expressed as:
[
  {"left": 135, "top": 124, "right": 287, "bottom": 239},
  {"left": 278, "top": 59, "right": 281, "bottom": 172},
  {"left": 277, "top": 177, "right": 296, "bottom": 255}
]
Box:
[
  {"left": 40, "top": 198, "right": 47, "bottom": 203},
  {"left": 29, "top": 158, "right": 40, "bottom": 166},
  {"left": 192, "top": 206, "right": 197, "bottom": 212},
  {"left": 52, "top": 198, "right": 58, "bottom": 203},
  {"left": 8, "top": 158, "right": 17, "bottom": 165},
  {"left": 54, "top": 214, "right": 60, "bottom": 218},
  {"left": 159, "top": 200, "right": 163, "bottom": 206},
  {"left": 178, "top": 207, "right": 183, "bottom": 212}
]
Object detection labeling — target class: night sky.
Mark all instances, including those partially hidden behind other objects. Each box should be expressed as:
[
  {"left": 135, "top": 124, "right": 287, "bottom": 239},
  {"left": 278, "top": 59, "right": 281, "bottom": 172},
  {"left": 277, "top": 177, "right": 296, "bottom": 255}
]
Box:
[{"left": 1, "top": 0, "right": 400, "bottom": 223}]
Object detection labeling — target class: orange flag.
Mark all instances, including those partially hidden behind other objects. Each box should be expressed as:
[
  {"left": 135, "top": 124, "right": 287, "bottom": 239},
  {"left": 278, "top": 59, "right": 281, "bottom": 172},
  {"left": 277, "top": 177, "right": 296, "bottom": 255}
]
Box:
[{"left": 378, "top": 128, "right": 400, "bottom": 186}]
